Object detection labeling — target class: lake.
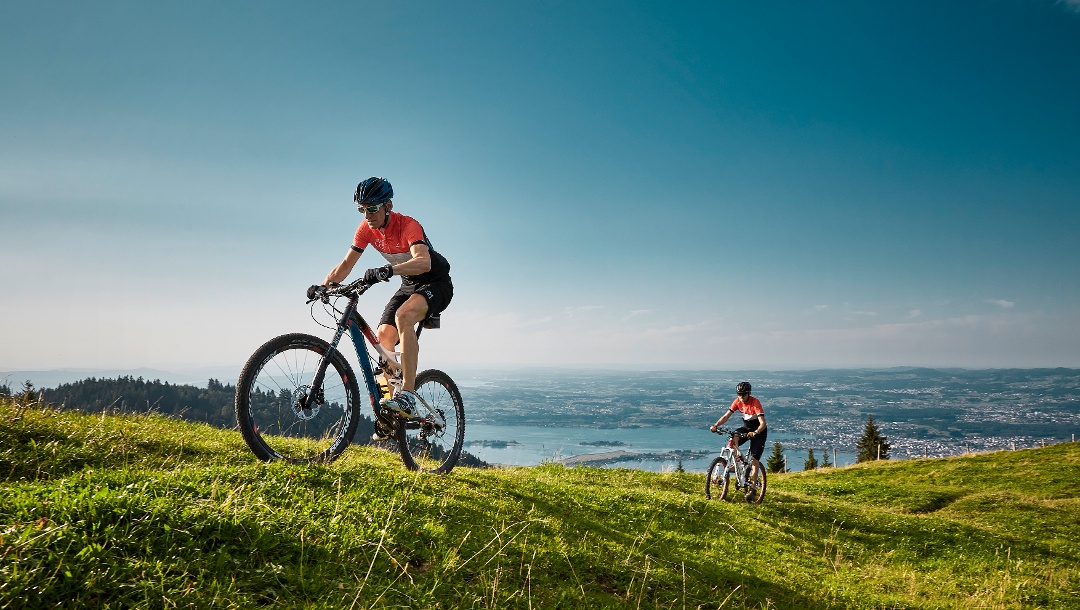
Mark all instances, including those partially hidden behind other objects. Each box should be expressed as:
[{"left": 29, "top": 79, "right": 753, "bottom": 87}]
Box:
[
  {"left": 454, "top": 367, "right": 1080, "bottom": 472},
  {"left": 462, "top": 422, "right": 858, "bottom": 472}
]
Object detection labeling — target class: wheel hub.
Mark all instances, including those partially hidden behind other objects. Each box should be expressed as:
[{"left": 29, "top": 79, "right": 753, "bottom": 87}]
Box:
[{"left": 292, "top": 385, "right": 323, "bottom": 420}]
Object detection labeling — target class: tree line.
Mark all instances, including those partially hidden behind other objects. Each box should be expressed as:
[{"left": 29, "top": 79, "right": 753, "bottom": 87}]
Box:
[
  {"left": 8, "top": 376, "right": 240, "bottom": 428},
  {"left": 2, "top": 376, "right": 488, "bottom": 468}
]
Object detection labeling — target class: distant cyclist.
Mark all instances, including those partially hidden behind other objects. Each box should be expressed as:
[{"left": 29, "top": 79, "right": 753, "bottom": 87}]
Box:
[
  {"left": 710, "top": 381, "right": 769, "bottom": 463},
  {"left": 309, "top": 177, "right": 453, "bottom": 439}
]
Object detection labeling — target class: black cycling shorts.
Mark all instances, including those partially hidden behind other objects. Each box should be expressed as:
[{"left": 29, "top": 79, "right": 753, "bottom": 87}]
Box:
[
  {"left": 379, "top": 277, "right": 454, "bottom": 329},
  {"left": 735, "top": 418, "right": 768, "bottom": 462}
]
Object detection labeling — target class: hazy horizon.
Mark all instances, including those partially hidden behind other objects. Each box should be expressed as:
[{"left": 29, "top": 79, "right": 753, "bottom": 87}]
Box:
[{"left": 5, "top": 362, "right": 1080, "bottom": 392}]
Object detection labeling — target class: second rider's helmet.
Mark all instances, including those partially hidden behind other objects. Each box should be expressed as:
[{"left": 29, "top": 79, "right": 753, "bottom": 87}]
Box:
[
  {"left": 355, "top": 177, "right": 394, "bottom": 204},
  {"left": 736, "top": 381, "right": 752, "bottom": 395}
]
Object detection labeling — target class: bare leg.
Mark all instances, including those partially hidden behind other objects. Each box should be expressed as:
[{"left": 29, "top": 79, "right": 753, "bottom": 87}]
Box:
[
  {"left": 392, "top": 293, "right": 429, "bottom": 392},
  {"left": 376, "top": 324, "right": 400, "bottom": 389}
]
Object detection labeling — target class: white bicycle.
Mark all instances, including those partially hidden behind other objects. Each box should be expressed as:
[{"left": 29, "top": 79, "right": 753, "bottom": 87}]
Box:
[{"left": 704, "top": 428, "right": 767, "bottom": 504}]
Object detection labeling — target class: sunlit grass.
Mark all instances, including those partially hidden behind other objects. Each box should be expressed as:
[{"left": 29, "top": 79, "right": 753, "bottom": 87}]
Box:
[{"left": 1, "top": 395, "right": 1077, "bottom": 609}]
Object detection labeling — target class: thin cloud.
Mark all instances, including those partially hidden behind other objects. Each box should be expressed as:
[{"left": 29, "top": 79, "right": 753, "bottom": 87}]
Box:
[
  {"left": 1060, "top": 0, "right": 1080, "bottom": 13},
  {"left": 988, "top": 299, "right": 1015, "bottom": 309},
  {"left": 906, "top": 310, "right": 922, "bottom": 319},
  {"left": 619, "top": 309, "right": 652, "bottom": 322},
  {"left": 842, "top": 303, "right": 877, "bottom": 316},
  {"left": 563, "top": 305, "right": 604, "bottom": 317}
]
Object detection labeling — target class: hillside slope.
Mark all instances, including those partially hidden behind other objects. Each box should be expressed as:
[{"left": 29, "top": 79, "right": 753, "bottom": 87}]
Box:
[{"left": 1, "top": 397, "right": 1077, "bottom": 609}]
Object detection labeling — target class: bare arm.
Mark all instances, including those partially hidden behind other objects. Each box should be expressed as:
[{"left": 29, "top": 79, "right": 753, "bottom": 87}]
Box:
[
  {"left": 748, "top": 414, "right": 767, "bottom": 437},
  {"left": 711, "top": 409, "right": 734, "bottom": 430},
  {"left": 389, "top": 242, "right": 432, "bottom": 277},
  {"left": 324, "top": 248, "right": 362, "bottom": 285}
]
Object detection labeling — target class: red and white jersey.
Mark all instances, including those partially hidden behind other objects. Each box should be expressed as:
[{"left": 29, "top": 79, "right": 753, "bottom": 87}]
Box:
[
  {"left": 353, "top": 212, "right": 450, "bottom": 284},
  {"left": 729, "top": 396, "right": 765, "bottom": 422}
]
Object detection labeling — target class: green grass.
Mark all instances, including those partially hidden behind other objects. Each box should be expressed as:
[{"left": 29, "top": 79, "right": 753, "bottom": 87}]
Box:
[{"left": 1, "top": 396, "right": 1078, "bottom": 609}]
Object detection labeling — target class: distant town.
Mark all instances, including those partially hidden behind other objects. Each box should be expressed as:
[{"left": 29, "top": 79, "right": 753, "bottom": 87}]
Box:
[{"left": 458, "top": 367, "right": 1080, "bottom": 460}]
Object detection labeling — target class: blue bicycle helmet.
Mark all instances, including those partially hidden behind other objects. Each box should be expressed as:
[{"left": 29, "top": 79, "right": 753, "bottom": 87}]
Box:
[{"left": 354, "top": 177, "right": 394, "bottom": 204}]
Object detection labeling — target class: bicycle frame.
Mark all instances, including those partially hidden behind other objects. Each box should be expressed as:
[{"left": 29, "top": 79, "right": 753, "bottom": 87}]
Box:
[
  {"left": 718, "top": 436, "right": 751, "bottom": 486},
  {"left": 302, "top": 284, "right": 444, "bottom": 424},
  {"left": 303, "top": 291, "right": 397, "bottom": 419}
]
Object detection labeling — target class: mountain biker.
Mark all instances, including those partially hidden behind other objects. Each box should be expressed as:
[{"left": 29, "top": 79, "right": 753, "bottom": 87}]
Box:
[
  {"left": 710, "top": 381, "right": 768, "bottom": 466},
  {"left": 308, "top": 177, "right": 453, "bottom": 440}
]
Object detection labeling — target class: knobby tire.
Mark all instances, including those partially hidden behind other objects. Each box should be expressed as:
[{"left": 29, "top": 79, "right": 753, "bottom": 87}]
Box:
[
  {"left": 235, "top": 333, "right": 361, "bottom": 463},
  {"left": 705, "top": 456, "right": 728, "bottom": 500},
  {"left": 394, "top": 369, "right": 465, "bottom": 474},
  {"left": 745, "top": 457, "right": 767, "bottom": 504}
]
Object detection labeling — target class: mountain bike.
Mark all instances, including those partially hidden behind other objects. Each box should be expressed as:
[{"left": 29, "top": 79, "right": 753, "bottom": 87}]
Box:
[
  {"left": 234, "top": 278, "right": 465, "bottom": 473},
  {"left": 704, "top": 428, "right": 766, "bottom": 504}
]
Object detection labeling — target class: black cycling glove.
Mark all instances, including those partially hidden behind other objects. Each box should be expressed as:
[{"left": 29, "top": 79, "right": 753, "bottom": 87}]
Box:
[
  {"left": 306, "top": 285, "right": 326, "bottom": 300},
  {"left": 363, "top": 264, "right": 394, "bottom": 284}
]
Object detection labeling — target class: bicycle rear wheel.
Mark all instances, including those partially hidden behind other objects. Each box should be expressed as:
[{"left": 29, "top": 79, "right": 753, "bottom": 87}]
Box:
[
  {"left": 744, "top": 458, "right": 767, "bottom": 504},
  {"left": 235, "top": 333, "right": 361, "bottom": 463},
  {"left": 395, "top": 369, "right": 464, "bottom": 473},
  {"left": 705, "top": 456, "right": 729, "bottom": 500}
]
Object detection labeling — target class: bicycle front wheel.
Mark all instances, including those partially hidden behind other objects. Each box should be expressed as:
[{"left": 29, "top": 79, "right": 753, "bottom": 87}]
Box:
[
  {"left": 235, "top": 333, "right": 361, "bottom": 463},
  {"left": 744, "top": 458, "right": 767, "bottom": 504},
  {"left": 395, "top": 369, "right": 465, "bottom": 473},
  {"left": 705, "top": 456, "right": 729, "bottom": 500}
]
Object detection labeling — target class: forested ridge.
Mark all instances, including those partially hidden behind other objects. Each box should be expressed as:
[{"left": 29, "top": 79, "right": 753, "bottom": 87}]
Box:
[
  {"left": 10, "top": 375, "right": 487, "bottom": 467},
  {"left": 27, "top": 376, "right": 236, "bottom": 428}
]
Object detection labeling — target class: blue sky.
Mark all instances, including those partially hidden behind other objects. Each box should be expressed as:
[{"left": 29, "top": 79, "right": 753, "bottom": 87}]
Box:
[{"left": 2, "top": 0, "right": 1079, "bottom": 372}]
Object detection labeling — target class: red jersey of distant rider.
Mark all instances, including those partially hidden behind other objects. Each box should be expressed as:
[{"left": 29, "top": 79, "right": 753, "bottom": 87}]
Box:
[{"left": 728, "top": 395, "right": 764, "bottom": 420}]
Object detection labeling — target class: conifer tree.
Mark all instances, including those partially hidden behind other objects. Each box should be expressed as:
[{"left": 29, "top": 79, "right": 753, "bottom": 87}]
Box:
[
  {"left": 803, "top": 448, "right": 819, "bottom": 471},
  {"left": 856, "top": 414, "right": 891, "bottom": 462},
  {"left": 19, "top": 380, "right": 37, "bottom": 404},
  {"left": 821, "top": 448, "right": 832, "bottom": 468},
  {"left": 765, "top": 441, "right": 786, "bottom": 473}
]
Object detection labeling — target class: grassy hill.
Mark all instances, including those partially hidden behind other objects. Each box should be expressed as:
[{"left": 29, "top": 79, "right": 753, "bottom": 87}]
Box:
[{"left": 1, "top": 396, "right": 1077, "bottom": 609}]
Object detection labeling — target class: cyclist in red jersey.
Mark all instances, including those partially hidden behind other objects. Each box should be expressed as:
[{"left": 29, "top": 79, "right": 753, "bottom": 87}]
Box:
[
  {"left": 710, "top": 381, "right": 769, "bottom": 462},
  {"left": 309, "top": 177, "right": 453, "bottom": 440}
]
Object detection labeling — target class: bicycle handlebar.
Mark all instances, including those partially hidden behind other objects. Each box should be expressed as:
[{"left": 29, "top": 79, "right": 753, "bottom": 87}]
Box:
[
  {"left": 306, "top": 279, "right": 375, "bottom": 304},
  {"left": 327, "top": 278, "right": 374, "bottom": 298},
  {"left": 711, "top": 427, "right": 744, "bottom": 437}
]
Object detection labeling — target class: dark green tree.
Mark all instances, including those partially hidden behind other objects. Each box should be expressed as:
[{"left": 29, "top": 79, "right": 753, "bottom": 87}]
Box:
[
  {"left": 856, "top": 414, "right": 891, "bottom": 463},
  {"left": 18, "top": 380, "right": 37, "bottom": 404},
  {"left": 803, "top": 448, "right": 819, "bottom": 471},
  {"left": 821, "top": 448, "right": 832, "bottom": 468},
  {"left": 765, "top": 441, "right": 787, "bottom": 473}
]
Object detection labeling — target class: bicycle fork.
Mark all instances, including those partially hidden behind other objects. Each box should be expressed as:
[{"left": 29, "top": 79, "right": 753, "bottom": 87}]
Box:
[
  {"left": 300, "top": 300, "right": 358, "bottom": 414},
  {"left": 735, "top": 458, "right": 751, "bottom": 489}
]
